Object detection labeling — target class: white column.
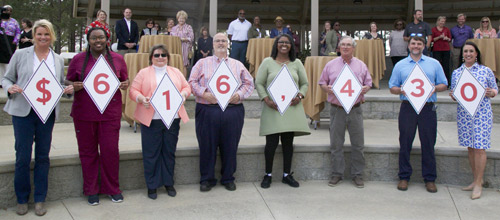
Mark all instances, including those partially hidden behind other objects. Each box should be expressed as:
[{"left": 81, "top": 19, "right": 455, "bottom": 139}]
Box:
[
  {"left": 209, "top": 0, "right": 218, "bottom": 36},
  {"left": 101, "top": 0, "right": 110, "bottom": 24},
  {"left": 415, "top": 0, "right": 423, "bottom": 10},
  {"left": 310, "top": 0, "right": 319, "bottom": 56}
]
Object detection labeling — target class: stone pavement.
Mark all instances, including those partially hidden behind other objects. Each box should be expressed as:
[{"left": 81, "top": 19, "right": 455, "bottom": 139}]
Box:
[{"left": 0, "top": 181, "right": 499, "bottom": 220}]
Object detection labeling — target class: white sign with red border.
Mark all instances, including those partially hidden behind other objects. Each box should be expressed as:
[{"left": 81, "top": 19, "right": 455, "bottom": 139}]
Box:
[
  {"left": 150, "top": 72, "right": 184, "bottom": 129},
  {"left": 452, "top": 67, "right": 486, "bottom": 117},
  {"left": 83, "top": 54, "right": 121, "bottom": 114},
  {"left": 267, "top": 64, "right": 299, "bottom": 116},
  {"left": 331, "top": 64, "right": 363, "bottom": 114},
  {"left": 207, "top": 60, "right": 240, "bottom": 111},
  {"left": 23, "top": 60, "right": 64, "bottom": 124},
  {"left": 401, "top": 63, "right": 435, "bottom": 114}
]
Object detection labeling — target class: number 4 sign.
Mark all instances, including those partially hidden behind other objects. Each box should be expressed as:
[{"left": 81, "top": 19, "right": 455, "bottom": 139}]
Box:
[
  {"left": 150, "top": 72, "right": 184, "bottom": 129},
  {"left": 207, "top": 60, "right": 240, "bottom": 111},
  {"left": 83, "top": 55, "right": 121, "bottom": 114},
  {"left": 331, "top": 64, "right": 363, "bottom": 114},
  {"left": 452, "top": 67, "right": 485, "bottom": 116},
  {"left": 401, "top": 63, "right": 434, "bottom": 114}
]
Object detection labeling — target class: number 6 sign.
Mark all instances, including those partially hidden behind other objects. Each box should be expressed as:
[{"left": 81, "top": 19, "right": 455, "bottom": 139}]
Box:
[
  {"left": 150, "top": 72, "right": 184, "bottom": 129},
  {"left": 207, "top": 60, "right": 240, "bottom": 111},
  {"left": 331, "top": 64, "right": 363, "bottom": 114},
  {"left": 452, "top": 67, "right": 485, "bottom": 116},
  {"left": 401, "top": 63, "right": 434, "bottom": 114},
  {"left": 83, "top": 55, "right": 121, "bottom": 114}
]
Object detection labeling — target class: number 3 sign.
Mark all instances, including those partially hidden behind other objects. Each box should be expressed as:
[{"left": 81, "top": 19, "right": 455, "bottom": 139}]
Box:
[
  {"left": 401, "top": 63, "right": 434, "bottom": 114},
  {"left": 452, "top": 67, "right": 485, "bottom": 116},
  {"left": 83, "top": 55, "right": 121, "bottom": 114},
  {"left": 331, "top": 64, "right": 363, "bottom": 114},
  {"left": 207, "top": 60, "right": 240, "bottom": 111}
]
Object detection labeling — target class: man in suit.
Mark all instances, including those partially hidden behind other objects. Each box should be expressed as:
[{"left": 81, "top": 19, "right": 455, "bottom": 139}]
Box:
[{"left": 115, "top": 8, "right": 139, "bottom": 56}]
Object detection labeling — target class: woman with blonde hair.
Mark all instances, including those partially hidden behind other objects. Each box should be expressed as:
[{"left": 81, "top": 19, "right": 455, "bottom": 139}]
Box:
[
  {"left": 171, "top": 10, "right": 194, "bottom": 76},
  {"left": 474, "top": 17, "right": 496, "bottom": 39}
]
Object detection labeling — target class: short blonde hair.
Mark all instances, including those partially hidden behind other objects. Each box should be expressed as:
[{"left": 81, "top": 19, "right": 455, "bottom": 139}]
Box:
[
  {"left": 176, "top": 10, "right": 188, "bottom": 20},
  {"left": 435, "top": 16, "right": 446, "bottom": 26},
  {"left": 33, "top": 19, "right": 56, "bottom": 46}
]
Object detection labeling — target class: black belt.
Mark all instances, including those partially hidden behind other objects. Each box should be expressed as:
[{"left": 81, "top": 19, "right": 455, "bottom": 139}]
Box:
[
  {"left": 402, "top": 100, "right": 434, "bottom": 105},
  {"left": 331, "top": 102, "right": 361, "bottom": 109},
  {"left": 231, "top": 40, "right": 248, "bottom": 43}
]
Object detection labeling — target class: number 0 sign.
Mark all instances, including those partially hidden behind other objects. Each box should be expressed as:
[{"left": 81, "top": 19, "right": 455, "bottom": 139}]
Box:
[
  {"left": 207, "top": 60, "right": 240, "bottom": 111},
  {"left": 150, "top": 72, "right": 184, "bottom": 129},
  {"left": 401, "top": 63, "right": 434, "bottom": 114},
  {"left": 83, "top": 55, "right": 121, "bottom": 114},
  {"left": 452, "top": 67, "right": 486, "bottom": 116},
  {"left": 331, "top": 64, "right": 363, "bottom": 114}
]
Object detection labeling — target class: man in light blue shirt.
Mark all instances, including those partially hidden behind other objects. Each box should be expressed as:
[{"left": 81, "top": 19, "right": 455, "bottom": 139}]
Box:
[{"left": 389, "top": 36, "right": 447, "bottom": 193}]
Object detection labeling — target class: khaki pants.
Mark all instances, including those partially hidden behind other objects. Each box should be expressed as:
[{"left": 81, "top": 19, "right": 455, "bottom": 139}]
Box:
[{"left": 451, "top": 47, "right": 462, "bottom": 71}]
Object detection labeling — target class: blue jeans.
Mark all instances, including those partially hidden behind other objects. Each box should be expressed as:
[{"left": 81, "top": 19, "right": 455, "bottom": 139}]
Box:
[
  {"left": 230, "top": 41, "right": 248, "bottom": 65},
  {"left": 12, "top": 109, "right": 55, "bottom": 203}
]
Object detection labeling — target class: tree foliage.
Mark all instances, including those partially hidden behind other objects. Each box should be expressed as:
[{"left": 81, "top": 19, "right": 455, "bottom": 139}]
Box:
[{"left": 2, "top": 0, "right": 85, "bottom": 53}]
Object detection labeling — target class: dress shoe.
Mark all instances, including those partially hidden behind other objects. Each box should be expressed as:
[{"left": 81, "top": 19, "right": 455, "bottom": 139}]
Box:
[
  {"left": 282, "top": 173, "right": 299, "bottom": 188},
  {"left": 425, "top": 182, "right": 437, "bottom": 193},
  {"left": 328, "top": 176, "right": 342, "bottom": 187},
  {"left": 148, "top": 189, "right": 157, "bottom": 200},
  {"left": 352, "top": 176, "right": 364, "bottom": 188},
  {"left": 223, "top": 182, "right": 236, "bottom": 191},
  {"left": 16, "top": 203, "right": 28, "bottom": 215},
  {"left": 200, "top": 181, "right": 214, "bottom": 192},
  {"left": 165, "top": 186, "right": 177, "bottom": 197},
  {"left": 397, "top": 180, "right": 408, "bottom": 191},
  {"left": 34, "top": 202, "right": 47, "bottom": 216},
  {"left": 261, "top": 175, "right": 272, "bottom": 189}
]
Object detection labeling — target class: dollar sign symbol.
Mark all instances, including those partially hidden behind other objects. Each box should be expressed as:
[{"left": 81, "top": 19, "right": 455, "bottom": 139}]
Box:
[{"left": 36, "top": 78, "right": 51, "bottom": 105}]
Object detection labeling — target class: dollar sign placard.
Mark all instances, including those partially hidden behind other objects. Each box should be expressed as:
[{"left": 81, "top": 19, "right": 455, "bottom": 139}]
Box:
[
  {"left": 22, "top": 60, "right": 64, "bottom": 123},
  {"left": 36, "top": 78, "right": 52, "bottom": 105}
]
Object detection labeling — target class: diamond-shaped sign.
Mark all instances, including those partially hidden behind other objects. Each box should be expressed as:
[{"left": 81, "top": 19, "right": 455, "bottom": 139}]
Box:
[
  {"left": 401, "top": 63, "right": 435, "bottom": 114},
  {"left": 267, "top": 64, "right": 299, "bottom": 116},
  {"left": 22, "top": 60, "right": 64, "bottom": 124},
  {"left": 83, "top": 55, "right": 121, "bottom": 114},
  {"left": 331, "top": 64, "right": 363, "bottom": 114},
  {"left": 207, "top": 60, "right": 241, "bottom": 111},
  {"left": 452, "top": 67, "right": 486, "bottom": 117},
  {"left": 150, "top": 71, "right": 184, "bottom": 129}
]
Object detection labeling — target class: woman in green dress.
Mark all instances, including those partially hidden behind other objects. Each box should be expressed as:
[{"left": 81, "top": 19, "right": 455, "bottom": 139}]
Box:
[{"left": 255, "top": 34, "right": 310, "bottom": 189}]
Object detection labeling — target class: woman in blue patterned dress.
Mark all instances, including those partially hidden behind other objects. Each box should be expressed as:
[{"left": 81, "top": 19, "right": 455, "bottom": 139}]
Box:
[{"left": 449, "top": 41, "right": 498, "bottom": 200}]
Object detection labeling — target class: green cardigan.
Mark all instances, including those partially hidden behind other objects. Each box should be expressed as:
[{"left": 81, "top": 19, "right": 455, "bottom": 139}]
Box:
[
  {"left": 255, "top": 57, "right": 311, "bottom": 136},
  {"left": 325, "top": 30, "right": 338, "bottom": 55}
]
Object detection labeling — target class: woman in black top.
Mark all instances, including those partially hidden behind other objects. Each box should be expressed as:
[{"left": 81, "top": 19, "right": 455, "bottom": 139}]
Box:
[
  {"left": 19, "top": 18, "right": 33, "bottom": 49},
  {"left": 193, "top": 26, "right": 212, "bottom": 65}
]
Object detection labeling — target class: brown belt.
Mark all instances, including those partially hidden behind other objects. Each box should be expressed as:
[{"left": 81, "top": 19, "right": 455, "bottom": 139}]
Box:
[{"left": 331, "top": 102, "right": 361, "bottom": 109}]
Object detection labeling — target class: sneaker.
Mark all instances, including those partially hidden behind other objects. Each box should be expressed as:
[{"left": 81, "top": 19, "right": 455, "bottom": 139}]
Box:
[
  {"left": 109, "top": 193, "right": 124, "bottom": 203},
  {"left": 282, "top": 173, "right": 300, "bottom": 188},
  {"left": 352, "top": 176, "right": 364, "bottom": 188},
  {"left": 88, "top": 194, "right": 99, "bottom": 206},
  {"left": 328, "top": 176, "right": 342, "bottom": 187},
  {"left": 34, "top": 202, "right": 47, "bottom": 216},
  {"left": 165, "top": 186, "right": 177, "bottom": 197},
  {"left": 148, "top": 189, "right": 157, "bottom": 200},
  {"left": 16, "top": 203, "right": 28, "bottom": 215},
  {"left": 261, "top": 175, "right": 272, "bottom": 189}
]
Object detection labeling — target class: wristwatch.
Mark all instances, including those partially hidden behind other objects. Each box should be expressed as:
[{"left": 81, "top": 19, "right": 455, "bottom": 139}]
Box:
[{"left": 297, "top": 94, "right": 304, "bottom": 99}]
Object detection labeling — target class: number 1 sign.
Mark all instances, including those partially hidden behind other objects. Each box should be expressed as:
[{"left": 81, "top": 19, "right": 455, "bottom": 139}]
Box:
[
  {"left": 83, "top": 55, "right": 121, "bottom": 114},
  {"left": 207, "top": 60, "right": 240, "bottom": 111},
  {"left": 150, "top": 71, "right": 184, "bottom": 129},
  {"left": 331, "top": 64, "right": 363, "bottom": 114},
  {"left": 452, "top": 67, "right": 485, "bottom": 116},
  {"left": 401, "top": 63, "right": 434, "bottom": 114}
]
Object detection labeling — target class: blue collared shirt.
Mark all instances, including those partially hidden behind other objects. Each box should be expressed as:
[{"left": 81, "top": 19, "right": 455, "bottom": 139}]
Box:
[
  {"left": 388, "top": 55, "right": 448, "bottom": 102},
  {"left": 450, "top": 25, "right": 473, "bottom": 48}
]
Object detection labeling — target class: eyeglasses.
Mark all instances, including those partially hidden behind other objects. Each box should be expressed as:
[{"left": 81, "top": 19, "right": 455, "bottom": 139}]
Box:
[
  {"left": 481, "top": 20, "right": 489, "bottom": 23},
  {"left": 396, "top": 23, "right": 403, "bottom": 26},
  {"left": 153, "top": 53, "right": 167, "bottom": 58},
  {"left": 89, "top": 36, "right": 106, "bottom": 41},
  {"left": 277, "top": 41, "right": 291, "bottom": 45},
  {"left": 214, "top": 39, "right": 227, "bottom": 43},
  {"left": 340, "top": 43, "right": 353, "bottom": 48},
  {"left": 410, "top": 33, "right": 423, "bottom": 37}
]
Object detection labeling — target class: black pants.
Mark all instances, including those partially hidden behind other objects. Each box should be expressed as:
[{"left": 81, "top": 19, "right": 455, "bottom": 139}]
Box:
[
  {"left": 391, "top": 56, "right": 406, "bottom": 67},
  {"left": 265, "top": 132, "right": 294, "bottom": 174},
  {"left": 432, "top": 51, "right": 451, "bottom": 86}
]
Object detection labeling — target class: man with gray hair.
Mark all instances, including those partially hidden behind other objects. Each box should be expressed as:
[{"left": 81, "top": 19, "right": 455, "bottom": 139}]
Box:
[
  {"left": 318, "top": 36, "right": 372, "bottom": 188},
  {"left": 450, "top": 13, "right": 473, "bottom": 71}
]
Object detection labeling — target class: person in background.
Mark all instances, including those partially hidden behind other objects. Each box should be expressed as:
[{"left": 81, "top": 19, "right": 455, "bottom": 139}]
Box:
[
  {"left": 333, "top": 21, "right": 342, "bottom": 55},
  {"left": 389, "top": 19, "right": 408, "bottom": 66},
  {"left": 66, "top": 27, "right": 129, "bottom": 206},
  {"left": 115, "top": 8, "right": 139, "bottom": 55},
  {"left": 194, "top": 26, "right": 213, "bottom": 65},
  {"left": 248, "top": 16, "right": 266, "bottom": 39},
  {"left": 163, "top": 18, "right": 175, "bottom": 35},
  {"left": 129, "top": 44, "right": 191, "bottom": 200},
  {"left": 154, "top": 23, "right": 161, "bottom": 34},
  {"left": 319, "top": 21, "right": 333, "bottom": 56},
  {"left": 2, "top": 19, "right": 73, "bottom": 216},
  {"left": 270, "top": 16, "right": 291, "bottom": 38},
  {"left": 85, "top": 10, "right": 111, "bottom": 46},
  {"left": 287, "top": 24, "right": 301, "bottom": 56},
  {"left": 450, "top": 13, "right": 473, "bottom": 71},
  {"left": 141, "top": 19, "right": 158, "bottom": 37},
  {"left": 171, "top": 10, "right": 194, "bottom": 77},
  {"left": 449, "top": 41, "right": 497, "bottom": 200},
  {"left": 431, "top": 16, "right": 452, "bottom": 87},
  {"left": 18, "top": 18, "right": 33, "bottom": 49},
  {"left": 256, "top": 34, "right": 310, "bottom": 189},
  {"left": 474, "top": 17, "right": 496, "bottom": 39},
  {"left": 0, "top": 5, "right": 20, "bottom": 84},
  {"left": 363, "top": 22, "right": 383, "bottom": 39},
  {"left": 227, "top": 9, "right": 251, "bottom": 65},
  {"left": 404, "top": 9, "right": 432, "bottom": 56}
]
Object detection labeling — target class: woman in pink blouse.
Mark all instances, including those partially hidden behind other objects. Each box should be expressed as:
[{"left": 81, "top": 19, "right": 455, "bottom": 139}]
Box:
[
  {"left": 85, "top": 10, "right": 111, "bottom": 46},
  {"left": 171, "top": 10, "right": 194, "bottom": 77},
  {"left": 474, "top": 17, "right": 497, "bottom": 39}
]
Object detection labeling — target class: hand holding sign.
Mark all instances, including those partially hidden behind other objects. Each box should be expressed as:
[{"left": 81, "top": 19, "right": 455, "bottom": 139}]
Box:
[
  {"left": 331, "top": 64, "right": 363, "bottom": 114},
  {"left": 452, "top": 67, "right": 485, "bottom": 116},
  {"left": 207, "top": 60, "right": 240, "bottom": 111},
  {"left": 150, "top": 72, "right": 184, "bottom": 129},
  {"left": 401, "top": 63, "right": 434, "bottom": 114},
  {"left": 267, "top": 64, "right": 299, "bottom": 115},
  {"left": 83, "top": 55, "right": 121, "bottom": 114}
]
